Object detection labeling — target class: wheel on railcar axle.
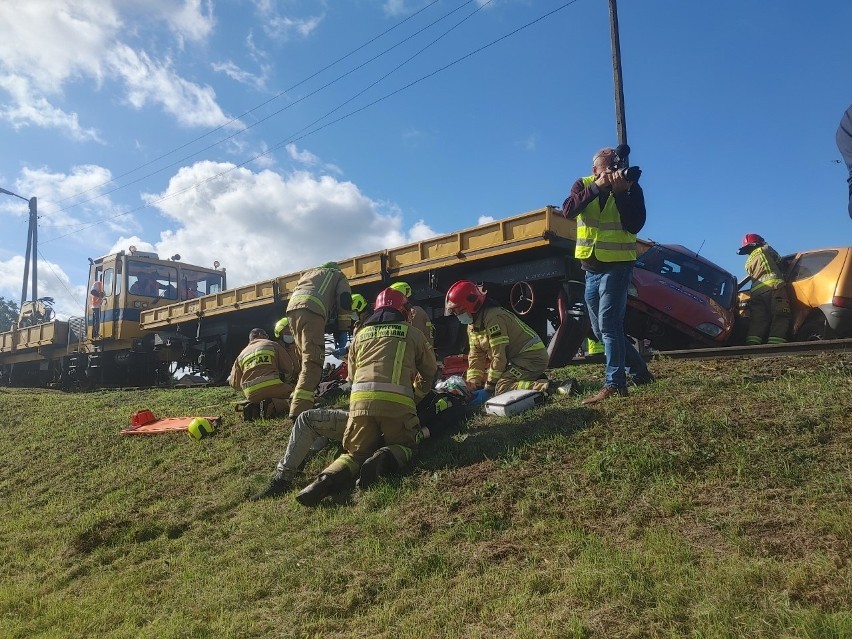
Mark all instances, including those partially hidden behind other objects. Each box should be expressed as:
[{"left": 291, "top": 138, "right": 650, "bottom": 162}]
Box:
[{"left": 509, "top": 281, "right": 535, "bottom": 316}]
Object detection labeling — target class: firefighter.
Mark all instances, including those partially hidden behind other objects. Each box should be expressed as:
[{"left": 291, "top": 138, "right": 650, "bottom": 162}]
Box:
[
  {"left": 285, "top": 262, "right": 352, "bottom": 419},
  {"left": 738, "top": 234, "right": 790, "bottom": 345},
  {"left": 296, "top": 287, "right": 437, "bottom": 507},
  {"left": 444, "top": 280, "right": 573, "bottom": 397},
  {"left": 350, "top": 293, "right": 370, "bottom": 328},
  {"left": 390, "top": 281, "right": 434, "bottom": 346},
  {"left": 229, "top": 328, "right": 298, "bottom": 420}
]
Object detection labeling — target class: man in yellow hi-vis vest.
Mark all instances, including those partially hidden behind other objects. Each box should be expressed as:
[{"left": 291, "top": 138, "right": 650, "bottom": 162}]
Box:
[
  {"left": 561, "top": 146, "right": 653, "bottom": 405},
  {"left": 738, "top": 233, "right": 790, "bottom": 345},
  {"left": 286, "top": 262, "right": 351, "bottom": 419}
]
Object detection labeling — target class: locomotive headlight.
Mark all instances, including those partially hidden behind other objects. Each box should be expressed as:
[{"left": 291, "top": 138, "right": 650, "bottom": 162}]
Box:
[{"left": 134, "top": 301, "right": 141, "bottom": 308}]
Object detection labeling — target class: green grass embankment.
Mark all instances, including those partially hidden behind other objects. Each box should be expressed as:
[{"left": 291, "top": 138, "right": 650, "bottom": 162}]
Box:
[{"left": 1, "top": 353, "right": 850, "bottom": 638}]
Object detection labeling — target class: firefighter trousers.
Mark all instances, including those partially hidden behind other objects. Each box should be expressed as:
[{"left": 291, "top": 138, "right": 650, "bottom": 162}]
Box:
[
  {"left": 287, "top": 308, "right": 326, "bottom": 418},
  {"left": 747, "top": 286, "right": 790, "bottom": 345},
  {"left": 494, "top": 348, "right": 550, "bottom": 395},
  {"left": 322, "top": 410, "right": 420, "bottom": 476},
  {"left": 245, "top": 381, "right": 293, "bottom": 417},
  {"left": 276, "top": 408, "right": 348, "bottom": 474}
]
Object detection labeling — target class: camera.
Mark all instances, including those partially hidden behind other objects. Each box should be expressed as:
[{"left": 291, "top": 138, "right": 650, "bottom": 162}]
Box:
[{"left": 609, "top": 143, "right": 642, "bottom": 182}]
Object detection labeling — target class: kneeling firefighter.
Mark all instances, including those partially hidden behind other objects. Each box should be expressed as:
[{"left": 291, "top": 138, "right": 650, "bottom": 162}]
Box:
[{"left": 297, "top": 287, "right": 437, "bottom": 506}]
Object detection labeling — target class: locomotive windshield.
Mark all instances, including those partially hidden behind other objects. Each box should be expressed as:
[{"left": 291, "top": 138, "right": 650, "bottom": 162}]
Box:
[
  {"left": 179, "top": 268, "right": 224, "bottom": 300},
  {"left": 636, "top": 246, "right": 736, "bottom": 309},
  {"left": 128, "top": 261, "right": 178, "bottom": 299}
]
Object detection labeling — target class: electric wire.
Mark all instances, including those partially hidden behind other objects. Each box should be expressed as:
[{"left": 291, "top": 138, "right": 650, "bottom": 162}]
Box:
[
  {"left": 42, "top": 0, "right": 579, "bottom": 244},
  {"left": 50, "top": 0, "right": 444, "bottom": 209}
]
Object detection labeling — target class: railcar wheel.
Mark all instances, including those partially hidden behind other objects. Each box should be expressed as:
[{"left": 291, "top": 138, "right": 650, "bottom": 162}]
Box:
[{"left": 509, "top": 281, "right": 535, "bottom": 316}]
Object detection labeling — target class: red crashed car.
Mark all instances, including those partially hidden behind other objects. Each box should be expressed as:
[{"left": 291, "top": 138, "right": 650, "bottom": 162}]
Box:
[{"left": 625, "top": 243, "right": 739, "bottom": 350}]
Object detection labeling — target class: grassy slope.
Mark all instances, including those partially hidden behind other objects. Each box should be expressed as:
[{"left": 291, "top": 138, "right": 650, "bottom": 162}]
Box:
[{"left": 0, "top": 353, "right": 850, "bottom": 639}]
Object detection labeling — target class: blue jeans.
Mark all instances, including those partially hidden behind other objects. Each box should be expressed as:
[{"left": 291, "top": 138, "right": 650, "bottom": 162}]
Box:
[{"left": 584, "top": 263, "right": 649, "bottom": 389}]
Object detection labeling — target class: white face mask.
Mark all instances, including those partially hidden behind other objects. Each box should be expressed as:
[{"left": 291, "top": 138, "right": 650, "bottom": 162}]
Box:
[
  {"left": 456, "top": 312, "right": 473, "bottom": 325},
  {"left": 281, "top": 334, "right": 295, "bottom": 345}
]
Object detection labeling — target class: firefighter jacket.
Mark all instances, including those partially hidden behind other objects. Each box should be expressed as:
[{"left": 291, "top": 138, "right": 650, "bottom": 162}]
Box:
[
  {"left": 409, "top": 305, "right": 434, "bottom": 347},
  {"left": 348, "top": 320, "right": 437, "bottom": 417},
  {"left": 574, "top": 175, "right": 637, "bottom": 262},
  {"left": 287, "top": 265, "right": 352, "bottom": 328},
  {"left": 230, "top": 338, "right": 299, "bottom": 397},
  {"left": 465, "top": 305, "right": 546, "bottom": 389},
  {"left": 745, "top": 245, "right": 786, "bottom": 293}
]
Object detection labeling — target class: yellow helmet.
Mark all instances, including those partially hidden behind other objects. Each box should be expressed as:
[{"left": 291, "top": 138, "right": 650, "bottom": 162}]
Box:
[
  {"left": 351, "top": 293, "right": 368, "bottom": 314},
  {"left": 274, "top": 317, "right": 289, "bottom": 338},
  {"left": 187, "top": 417, "right": 215, "bottom": 441},
  {"left": 389, "top": 281, "right": 412, "bottom": 298}
]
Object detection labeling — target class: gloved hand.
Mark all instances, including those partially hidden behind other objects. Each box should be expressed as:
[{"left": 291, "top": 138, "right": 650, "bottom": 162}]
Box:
[
  {"left": 468, "top": 389, "right": 490, "bottom": 408},
  {"left": 331, "top": 346, "right": 349, "bottom": 359}
]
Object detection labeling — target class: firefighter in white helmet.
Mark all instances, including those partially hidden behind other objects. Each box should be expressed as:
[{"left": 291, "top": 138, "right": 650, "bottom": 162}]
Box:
[
  {"left": 285, "top": 262, "right": 352, "bottom": 419},
  {"left": 296, "top": 287, "right": 437, "bottom": 506}
]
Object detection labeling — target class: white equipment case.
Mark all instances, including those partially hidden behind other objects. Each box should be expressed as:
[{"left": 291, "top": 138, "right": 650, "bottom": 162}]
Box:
[{"left": 484, "top": 389, "right": 545, "bottom": 417}]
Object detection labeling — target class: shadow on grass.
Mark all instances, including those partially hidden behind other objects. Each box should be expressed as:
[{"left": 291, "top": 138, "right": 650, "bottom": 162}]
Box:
[{"left": 416, "top": 402, "right": 600, "bottom": 473}]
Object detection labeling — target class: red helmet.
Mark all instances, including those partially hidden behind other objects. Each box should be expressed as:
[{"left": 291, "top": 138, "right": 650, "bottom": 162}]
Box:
[
  {"left": 737, "top": 233, "right": 766, "bottom": 255},
  {"left": 374, "top": 287, "right": 408, "bottom": 313},
  {"left": 445, "top": 280, "right": 485, "bottom": 315}
]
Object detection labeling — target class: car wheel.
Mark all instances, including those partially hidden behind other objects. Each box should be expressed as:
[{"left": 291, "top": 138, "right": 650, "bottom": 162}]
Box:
[{"left": 795, "top": 314, "right": 837, "bottom": 341}]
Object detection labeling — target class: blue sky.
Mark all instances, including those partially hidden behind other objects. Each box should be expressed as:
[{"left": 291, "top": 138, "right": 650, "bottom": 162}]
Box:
[{"left": 1, "top": 0, "right": 850, "bottom": 320}]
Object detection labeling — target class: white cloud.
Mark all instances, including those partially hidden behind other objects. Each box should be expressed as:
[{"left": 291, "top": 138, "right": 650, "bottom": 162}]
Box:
[
  {"left": 0, "top": 0, "right": 231, "bottom": 136},
  {"left": 478, "top": 215, "right": 495, "bottom": 224},
  {"left": 211, "top": 60, "right": 269, "bottom": 90},
  {"left": 253, "top": 0, "right": 323, "bottom": 40},
  {"left": 142, "top": 161, "right": 436, "bottom": 287},
  {"left": 107, "top": 44, "right": 230, "bottom": 128},
  {"left": 0, "top": 255, "right": 86, "bottom": 320},
  {"left": 285, "top": 143, "right": 320, "bottom": 166}
]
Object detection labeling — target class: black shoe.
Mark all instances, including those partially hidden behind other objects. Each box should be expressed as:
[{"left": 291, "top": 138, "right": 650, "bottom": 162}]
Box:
[
  {"left": 242, "top": 402, "right": 260, "bottom": 422},
  {"left": 250, "top": 476, "right": 291, "bottom": 501},
  {"left": 631, "top": 373, "right": 656, "bottom": 386},
  {"left": 259, "top": 399, "right": 275, "bottom": 418},
  {"left": 356, "top": 449, "right": 399, "bottom": 490},
  {"left": 296, "top": 473, "right": 338, "bottom": 507}
]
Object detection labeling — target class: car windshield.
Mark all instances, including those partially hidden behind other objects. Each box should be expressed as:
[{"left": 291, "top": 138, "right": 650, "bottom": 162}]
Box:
[{"left": 636, "top": 246, "right": 736, "bottom": 308}]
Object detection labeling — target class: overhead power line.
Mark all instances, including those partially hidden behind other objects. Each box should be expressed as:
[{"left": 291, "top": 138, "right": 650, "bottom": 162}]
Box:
[
  {"left": 51, "top": 0, "right": 452, "bottom": 212},
  {"left": 42, "top": 0, "right": 580, "bottom": 244}
]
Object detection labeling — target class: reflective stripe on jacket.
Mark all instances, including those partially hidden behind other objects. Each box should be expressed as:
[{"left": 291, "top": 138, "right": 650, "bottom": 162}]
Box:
[
  {"left": 348, "top": 321, "right": 437, "bottom": 415},
  {"left": 746, "top": 245, "right": 785, "bottom": 293},
  {"left": 229, "top": 338, "right": 298, "bottom": 397},
  {"left": 574, "top": 175, "right": 637, "bottom": 262},
  {"left": 287, "top": 266, "right": 351, "bottom": 321},
  {"left": 466, "top": 306, "right": 545, "bottom": 385}
]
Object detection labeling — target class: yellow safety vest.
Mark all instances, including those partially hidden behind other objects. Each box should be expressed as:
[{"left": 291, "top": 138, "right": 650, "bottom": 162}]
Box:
[{"left": 574, "top": 175, "right": 637, "bottom": 262}]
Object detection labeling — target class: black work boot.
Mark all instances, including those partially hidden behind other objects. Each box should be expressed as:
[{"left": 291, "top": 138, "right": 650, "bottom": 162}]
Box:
[
  {"left": 356, "top": 449, "right": 400, "bottom": 490},
  {"left": 242, "top": 402, "right": 260, "bottom": 422},
  {"left": 296, "top": 471, "right": 353, "bottom": 507},
  {"left": 259, "top": 399, "right": 275, "bottom": 419},
  {"left": 250, "top": 473, "right": 293, "bottom": 501}
]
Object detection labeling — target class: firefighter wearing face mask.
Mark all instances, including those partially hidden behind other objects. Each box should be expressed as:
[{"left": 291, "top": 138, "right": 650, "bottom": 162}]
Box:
[
  {"left": 445, "top": 279, "right": 560, "bottom": 397},
  {"left": 285, "top": 262, "right": 352, "bottom": 419},
  {"left": 296, "top": 287, "right": 437, "bottom": 507},
  {"left": 390, "top": 281, "right": 434, "bottom": 347}
]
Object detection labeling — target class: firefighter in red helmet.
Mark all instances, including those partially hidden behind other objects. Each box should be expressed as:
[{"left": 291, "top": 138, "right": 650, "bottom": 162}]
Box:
[
  {"left": 296, "top": 287, "right": 437, "bottom": 506},
  {"left": 445, "top": 279, "right": 573, "bottom": 397},
  {"left": 738, "top": 234, "right": 790, "bottom": 344}
]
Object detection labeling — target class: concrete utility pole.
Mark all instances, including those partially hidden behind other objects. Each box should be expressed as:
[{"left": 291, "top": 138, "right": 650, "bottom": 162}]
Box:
[
  {"left": 608, "top": 0, "right": 629, "bottom": 163},
  {"left": 0, "top": 188, "right": 38, "bottom": 308}
]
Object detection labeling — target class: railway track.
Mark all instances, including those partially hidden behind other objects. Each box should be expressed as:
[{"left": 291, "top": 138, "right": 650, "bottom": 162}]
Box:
[{"left": 650, "top": 338, "right": 852, "bottom": 361}]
